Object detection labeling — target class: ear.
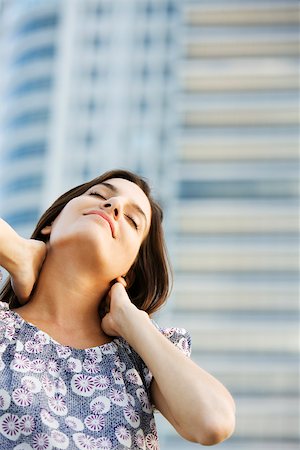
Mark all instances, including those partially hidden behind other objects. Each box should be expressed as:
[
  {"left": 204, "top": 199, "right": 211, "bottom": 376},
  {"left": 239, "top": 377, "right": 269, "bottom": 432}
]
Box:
[{"left": 40, "top": 225, "right": 52, "bottom": 235}]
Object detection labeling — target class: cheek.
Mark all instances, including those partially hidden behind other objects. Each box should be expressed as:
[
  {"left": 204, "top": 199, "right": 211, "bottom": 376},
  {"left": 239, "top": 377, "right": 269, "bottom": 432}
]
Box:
[
  {"left": 123, "top": 232, "right": 142, "bottom": 256},
  {"left": 126, "top": 248, "right": 139, "bottom": 269},
  {"left": 114, "top": 234, "right": 141, "bottom": 270},
  {"left": 48, "top": 217, "right": 90, "bottom": 247}
]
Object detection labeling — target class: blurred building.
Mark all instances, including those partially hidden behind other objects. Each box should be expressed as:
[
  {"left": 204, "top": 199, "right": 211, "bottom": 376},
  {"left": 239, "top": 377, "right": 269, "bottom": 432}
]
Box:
[
  {"left": 0, "top": 0, "right": 177, "bottom": 237},
  {"left": 158, "top": 1, "right": 299, "bottom": 449},
  {"left": 0, "top": 1, "right": 299, "bottom": 450}
]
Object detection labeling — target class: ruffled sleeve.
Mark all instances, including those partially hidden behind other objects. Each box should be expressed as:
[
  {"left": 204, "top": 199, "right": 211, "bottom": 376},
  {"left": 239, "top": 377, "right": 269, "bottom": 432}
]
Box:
[
  {"left": 137, "top": 321, "right": 192, "bottom": 393},
  {"left": 0, "top": 301, "right": 19, "bottom": 343},
  {"left": 156, "top": 324, "right": 192, "bottom": 358}
]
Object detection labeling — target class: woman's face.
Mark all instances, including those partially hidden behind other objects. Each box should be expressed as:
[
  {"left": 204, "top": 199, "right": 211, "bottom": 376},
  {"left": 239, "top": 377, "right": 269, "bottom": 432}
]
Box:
[{"left": 43, "top": 178, "right": 152, "bottom": 282}]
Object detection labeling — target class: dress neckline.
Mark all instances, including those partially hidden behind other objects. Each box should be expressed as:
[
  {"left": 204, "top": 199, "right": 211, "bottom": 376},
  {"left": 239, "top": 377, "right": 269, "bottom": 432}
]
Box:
[{"left": 5, "top": 303, "right": 119, "bottom": 352}]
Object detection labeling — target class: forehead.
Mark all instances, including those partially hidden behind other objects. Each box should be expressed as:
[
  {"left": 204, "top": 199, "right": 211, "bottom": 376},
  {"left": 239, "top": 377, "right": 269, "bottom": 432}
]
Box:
[{"left": 91, "top": 177, "right": 152, "bottom": 218}]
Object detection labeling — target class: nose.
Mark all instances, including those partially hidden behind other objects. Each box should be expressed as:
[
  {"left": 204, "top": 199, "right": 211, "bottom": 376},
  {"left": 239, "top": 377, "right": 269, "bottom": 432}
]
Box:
[{"left": 102, "top": 197, "right": 123, "bottom": 220}]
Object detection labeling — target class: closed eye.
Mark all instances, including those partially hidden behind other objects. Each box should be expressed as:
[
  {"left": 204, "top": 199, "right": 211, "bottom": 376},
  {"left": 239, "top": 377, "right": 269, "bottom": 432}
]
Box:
[
  {"left": 89, "top": 191, "right": 107, "bottom": 200},
  {"left": 89, "top": 191, "right": 139, "bottom": 230},
  {"left": 125, "top": 214, "right": 138, "bottom": 230}
]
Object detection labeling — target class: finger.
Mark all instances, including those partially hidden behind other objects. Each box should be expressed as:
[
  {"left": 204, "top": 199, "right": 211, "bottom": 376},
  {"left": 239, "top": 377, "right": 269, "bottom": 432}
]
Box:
[
  {"left": 104, "top": 291, "right": 111, "bottom": 313},
  {"left": 115, "top": 276, "right": 127, "bottom": 288}
]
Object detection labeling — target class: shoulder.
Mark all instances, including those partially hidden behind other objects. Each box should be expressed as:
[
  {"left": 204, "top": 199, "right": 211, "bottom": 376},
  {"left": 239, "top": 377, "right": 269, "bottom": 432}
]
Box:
[
  {"left": 0, "top": 301, "right": 9, "bottom": 310},
  {"left": 0, "top": 301, "right": 20, "bottom": 341},
  {"left": 151, "top": 320, "right": 192, "bottom": 357},
  {"left": 0, "top": 301, "right": 12, "bottom": 321}
]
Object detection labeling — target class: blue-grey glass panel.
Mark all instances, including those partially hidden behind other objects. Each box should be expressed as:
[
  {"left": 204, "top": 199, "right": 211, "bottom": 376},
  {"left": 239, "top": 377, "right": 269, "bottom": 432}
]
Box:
[
  {"left": 12, "top": 46, "right": 55, "bottom": 67},
  {"left": 3, "top": 175, "right": 43, "bottom": 194},
  {"left": 6, "top": 110, "right": 49, "bottom": 129},
  {"left": 4, "top": 142, "right": 46, "bottom": 161},
  {"left": 179, "top": 180, "right": 298, "bottom": 199},
  {"left": 3, "top": 209, "right": 39, "bottom": 227},
  {"left": 8, "top": 78, "right": 53, "bottom": 98},
  {"left": 13, "top": 14, "right": 59, "bottom": 37},
  {"left": 165, "top": 1, "right": 177, "bottom": 16}
]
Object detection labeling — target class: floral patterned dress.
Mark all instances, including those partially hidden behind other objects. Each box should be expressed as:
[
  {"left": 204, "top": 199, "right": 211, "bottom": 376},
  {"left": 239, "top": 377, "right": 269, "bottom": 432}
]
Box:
[{"left": 0, "top": 302, "right": 191, "bottom": 450}]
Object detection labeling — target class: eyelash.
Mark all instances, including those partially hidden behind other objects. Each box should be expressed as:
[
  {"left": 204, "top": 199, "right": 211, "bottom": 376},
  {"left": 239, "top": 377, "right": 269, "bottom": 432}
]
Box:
[
  {"left": 89, "top": 191, "right": 106, "bottom": 200},
  {"left": 89, "top": 191, "right": 139, "bottom": 230},
  {"left": 125, "top": 215, "right": 138, "bottom": 230}
]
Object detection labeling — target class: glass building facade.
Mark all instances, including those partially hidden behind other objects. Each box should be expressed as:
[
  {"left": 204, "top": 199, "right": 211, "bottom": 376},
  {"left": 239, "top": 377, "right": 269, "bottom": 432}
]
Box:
[
  {"left": 0, "top": 1, "right": 299, "bottom": 449},
  {"left": 161, "top": 1, "right": 299, "bottom": 449}
]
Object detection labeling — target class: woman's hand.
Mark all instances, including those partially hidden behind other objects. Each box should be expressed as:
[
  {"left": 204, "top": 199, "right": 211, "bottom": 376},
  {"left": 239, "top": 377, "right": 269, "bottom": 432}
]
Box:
[
  {"left": 101, "top": 277, "right": 235, "bottom": 445},
  {"left": 10, "top": 238, "right": 47, "bottom": 304},
  {"left": 0, "top": 219, "right": 47, "bottom": 304},
  {"left": 101, "top": 277, "right": 146, "bottom": 337}
]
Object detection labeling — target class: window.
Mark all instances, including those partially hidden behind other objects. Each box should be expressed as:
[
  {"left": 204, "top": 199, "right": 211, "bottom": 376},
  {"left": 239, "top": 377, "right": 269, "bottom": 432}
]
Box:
[
  {"left": 93, "top": 35, "right": 102, "bottom": 49},
  {"left": 3, "top": 175, "right": 43, "bottom": 194},
  {"left": 84, "top": 132, "right": 95, "bottom": 147},
  {"left": 163, "top": 63, "right": 172, "bottom": 80},
  {"left": 5, "top": 142, "right": 46, "bottom": 161},
  {"left": 141, "top": 65, "right": 150, "bottom": 80},
  {"left": 7, "top": 110, "right": 49, "bottom": 129},
  {"left": 90, "top": 67, "right": 100, "bottom": 81},
  {"left": 8, "top": 77, "right": 52, "bottom": 97},
  {"left": 145, "top": 3, "right": 155, "bottom": 16},
  {"left": 143, "top": 33, "right": 152, "bottom": 48},
  {"left": 165, "top": 1, "right": 177, "bottom": 17},
  {"left": 4, "top": 209, "right": 40, "bottom": 227},
  {"left": 14, "top": 14, "right": 59, "bottom": 37},
  {"left": 138, "top": 98, "right": 149, "bottom": 114},
  {"left": 12, "top": 45, "right": 56, "bottom": 67},
  {"left": 164, "top": 30, "right": 173, "bottom": 47},
  {"left": 179, "top": 180, "right": 298, "bottom": 199}
]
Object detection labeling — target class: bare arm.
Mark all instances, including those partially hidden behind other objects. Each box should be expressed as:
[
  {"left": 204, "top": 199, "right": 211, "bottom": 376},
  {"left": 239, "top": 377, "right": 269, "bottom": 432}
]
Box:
[
  {"left": 0, "top": 218, "right": 47, "bottom": 303},
  {"left": 102, "top": 283, "right": 236, "bottom": 446}
]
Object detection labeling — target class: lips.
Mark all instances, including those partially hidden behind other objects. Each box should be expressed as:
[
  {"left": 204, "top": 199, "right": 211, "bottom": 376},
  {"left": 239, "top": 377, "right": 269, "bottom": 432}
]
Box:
[{"left": 85, "top": 210, "right": 115, "bottom": 237}]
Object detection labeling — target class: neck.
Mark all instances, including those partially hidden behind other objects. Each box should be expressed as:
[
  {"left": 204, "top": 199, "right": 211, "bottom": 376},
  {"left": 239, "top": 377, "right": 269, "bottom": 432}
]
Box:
[{"left": 17, "top": 249, "right": 110, "bottom": 332}]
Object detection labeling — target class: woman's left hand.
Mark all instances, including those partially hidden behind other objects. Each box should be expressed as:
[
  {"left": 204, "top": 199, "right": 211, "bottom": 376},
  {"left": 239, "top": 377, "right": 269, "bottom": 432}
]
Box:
[
  {"left": 102, "top": 281, "right": 235, "bottom": 446},
  {"left": 101, "top": 277, "right": 140, "bottom": 337}
]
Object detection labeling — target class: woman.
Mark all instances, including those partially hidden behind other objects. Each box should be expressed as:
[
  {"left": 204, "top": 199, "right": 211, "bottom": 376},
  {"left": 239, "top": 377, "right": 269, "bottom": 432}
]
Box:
[{"left": 0, "top": 169, "right": 235, "bottom": 449}]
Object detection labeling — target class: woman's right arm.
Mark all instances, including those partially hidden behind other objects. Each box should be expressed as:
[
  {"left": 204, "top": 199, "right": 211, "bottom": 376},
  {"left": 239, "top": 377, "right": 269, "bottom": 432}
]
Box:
[{"left": 0, "top": 218, "right": 47, "bottom": 303}]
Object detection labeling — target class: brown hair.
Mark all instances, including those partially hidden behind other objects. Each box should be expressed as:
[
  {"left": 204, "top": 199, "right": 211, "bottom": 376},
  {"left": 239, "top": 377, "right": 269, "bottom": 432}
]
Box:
[{"left": 0, "top": 169, "right": 172, "bottom": 316}]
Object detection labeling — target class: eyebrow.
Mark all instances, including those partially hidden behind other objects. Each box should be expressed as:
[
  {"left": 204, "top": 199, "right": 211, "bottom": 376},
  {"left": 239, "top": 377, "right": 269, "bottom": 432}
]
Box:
[{"left": 98, "top": 182, "right": 148, "bottom": 228}]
